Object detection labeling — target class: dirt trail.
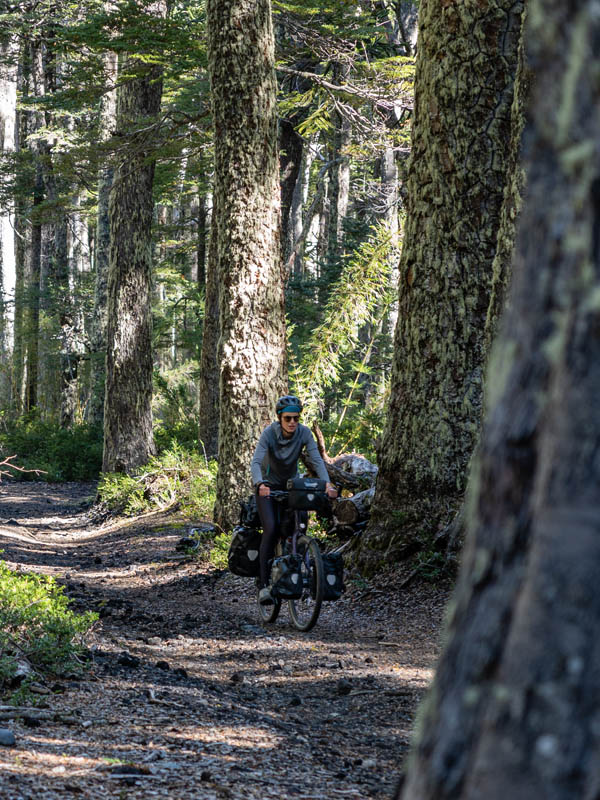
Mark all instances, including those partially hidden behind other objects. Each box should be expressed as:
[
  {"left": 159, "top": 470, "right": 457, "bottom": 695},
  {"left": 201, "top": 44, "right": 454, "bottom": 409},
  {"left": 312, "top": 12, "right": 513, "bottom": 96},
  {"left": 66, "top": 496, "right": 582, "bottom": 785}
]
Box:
[{"left": 0, "top": 481, "right": 448, "bottom": 800}]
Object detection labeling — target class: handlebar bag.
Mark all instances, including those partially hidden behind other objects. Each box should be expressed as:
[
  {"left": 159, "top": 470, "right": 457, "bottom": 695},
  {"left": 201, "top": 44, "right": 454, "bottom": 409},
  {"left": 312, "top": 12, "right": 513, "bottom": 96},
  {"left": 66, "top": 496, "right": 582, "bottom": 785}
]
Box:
[
  {"left": 228, "top": 525, "right": 262, "bottom": 577},
  {"left": 270, "top": 554, "right": 303, "bottom": 599},
  {"left": 286, "top": 477, "right": 330, "bottom": 513}
]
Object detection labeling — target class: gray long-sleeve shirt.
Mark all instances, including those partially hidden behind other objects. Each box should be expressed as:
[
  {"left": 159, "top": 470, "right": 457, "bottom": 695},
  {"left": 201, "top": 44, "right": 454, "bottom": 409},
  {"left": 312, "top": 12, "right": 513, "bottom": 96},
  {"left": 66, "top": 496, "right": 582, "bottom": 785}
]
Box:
[{"left": 250, "top": 422, "right": 330, "bottom": 488}]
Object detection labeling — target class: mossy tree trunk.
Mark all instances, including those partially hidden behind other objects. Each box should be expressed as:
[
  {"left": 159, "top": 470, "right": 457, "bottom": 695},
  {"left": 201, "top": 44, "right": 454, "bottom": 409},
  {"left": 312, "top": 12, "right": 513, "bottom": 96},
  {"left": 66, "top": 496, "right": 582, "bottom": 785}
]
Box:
[
  {"left": 359, "top": 0, "right": 525, "bottom": 567},
  {"left": 401, "top": 3, "right": 600, "bottom": 797},
  {"left": 103, "top": 6, "right": 167, "bottom": 472},
  {"left": 207, "top": 0, "right": 286, "bottom": 529}
]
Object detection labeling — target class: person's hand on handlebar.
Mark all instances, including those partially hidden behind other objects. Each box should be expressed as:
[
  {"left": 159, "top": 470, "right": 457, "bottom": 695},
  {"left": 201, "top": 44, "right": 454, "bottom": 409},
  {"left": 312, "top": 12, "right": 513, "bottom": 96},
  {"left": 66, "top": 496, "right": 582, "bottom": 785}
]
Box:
[
  {"left": 258, "top": 483, "right": 271, "bottom": 497},
  {"left": 326, "top": 482, "right": 338, "bottom": 499}
]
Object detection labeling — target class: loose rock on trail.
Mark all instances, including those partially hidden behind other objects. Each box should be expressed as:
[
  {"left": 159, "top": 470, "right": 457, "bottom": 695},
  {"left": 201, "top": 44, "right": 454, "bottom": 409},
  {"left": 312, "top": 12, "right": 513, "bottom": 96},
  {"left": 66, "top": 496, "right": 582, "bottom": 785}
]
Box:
[{"left": 0, "top": 481, "right": 448, "bottom": 800}]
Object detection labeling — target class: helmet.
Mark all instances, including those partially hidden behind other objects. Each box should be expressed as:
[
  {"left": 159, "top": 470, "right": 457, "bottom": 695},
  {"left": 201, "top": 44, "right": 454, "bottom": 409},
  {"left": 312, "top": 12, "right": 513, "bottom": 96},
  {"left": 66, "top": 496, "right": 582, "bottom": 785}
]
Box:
[{"left": 276, "top": 395, "right": 303, "bottom": 415}]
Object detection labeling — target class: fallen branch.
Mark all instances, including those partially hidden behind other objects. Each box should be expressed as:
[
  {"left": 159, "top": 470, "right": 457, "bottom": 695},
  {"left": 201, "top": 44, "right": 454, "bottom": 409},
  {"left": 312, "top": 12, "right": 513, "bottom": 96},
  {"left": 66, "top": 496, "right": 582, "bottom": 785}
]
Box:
[{"left": 0, "top": 455, "right": 47, "bottom": 482}]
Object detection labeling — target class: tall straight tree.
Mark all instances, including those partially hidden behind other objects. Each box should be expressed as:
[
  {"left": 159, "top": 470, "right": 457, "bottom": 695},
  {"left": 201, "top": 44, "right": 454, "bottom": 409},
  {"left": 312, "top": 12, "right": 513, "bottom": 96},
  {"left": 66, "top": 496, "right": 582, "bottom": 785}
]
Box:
[
  {"left": 0, "top": 26, "right": 18, "bottom": 405},
  {"left": 102, "top": 1, "right": 168, "bottom": 473},
  {"left": 359, "top": 0, "right": 525, "bottom": 566},
  {"left": 400, "top": 1, "right": 600, "bottom": 797},
  {"left": 88, "top": 49, "right": 118, "bottom": 427},
  {"left": 207, "top": 0, "right": 286, "bottom": 528},
  {"left": 197, "top": 189, "right": 220, "bottom": 459}
]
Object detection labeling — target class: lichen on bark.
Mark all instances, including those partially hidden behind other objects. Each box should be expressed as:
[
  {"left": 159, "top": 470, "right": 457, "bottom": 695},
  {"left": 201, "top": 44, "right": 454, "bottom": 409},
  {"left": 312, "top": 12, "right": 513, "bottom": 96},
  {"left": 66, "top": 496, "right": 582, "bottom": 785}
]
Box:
[
  {"left": 103, "top": 15, "right": 166, "bottom": 473},
  {"left": 359, "top": 0, "right": 525, "bottom": 567},
  {"left": 401, "top": 2, "right": 600, "bottom": 797},
  {"left": 207, "top": 0, "right": 286, "bottom": 529}
]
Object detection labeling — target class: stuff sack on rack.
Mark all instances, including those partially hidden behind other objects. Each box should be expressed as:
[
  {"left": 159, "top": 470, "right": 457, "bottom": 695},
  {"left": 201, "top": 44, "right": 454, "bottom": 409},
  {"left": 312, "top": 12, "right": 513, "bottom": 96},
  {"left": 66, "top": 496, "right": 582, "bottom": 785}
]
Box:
[
  {"left": 286, "top": 477, "right": 330, "bottom": 515},
  {"left": 270, "top": 554, "right": 303, "bottom": 599},
  {"left": 228, "top": 525, "right": 262, "bottom": 577},
  {"left": 322, "top": 552, "right": 345, "bottom": 600}
]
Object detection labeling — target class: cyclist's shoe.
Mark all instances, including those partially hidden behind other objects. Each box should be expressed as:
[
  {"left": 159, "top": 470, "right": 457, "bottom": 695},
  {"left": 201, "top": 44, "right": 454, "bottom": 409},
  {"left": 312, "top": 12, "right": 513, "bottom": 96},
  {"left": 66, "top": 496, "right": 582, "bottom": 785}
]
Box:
[{"left": 258, "top": 587, "right": 274, "bottom": 606}]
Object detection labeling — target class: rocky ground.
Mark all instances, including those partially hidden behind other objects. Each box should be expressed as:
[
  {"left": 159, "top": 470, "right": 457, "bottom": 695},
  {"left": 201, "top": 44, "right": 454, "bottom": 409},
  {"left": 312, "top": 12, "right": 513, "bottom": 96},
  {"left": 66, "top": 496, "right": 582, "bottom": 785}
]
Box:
[{"left": 0, "top": 481, "right": 450, "bottom": 800}]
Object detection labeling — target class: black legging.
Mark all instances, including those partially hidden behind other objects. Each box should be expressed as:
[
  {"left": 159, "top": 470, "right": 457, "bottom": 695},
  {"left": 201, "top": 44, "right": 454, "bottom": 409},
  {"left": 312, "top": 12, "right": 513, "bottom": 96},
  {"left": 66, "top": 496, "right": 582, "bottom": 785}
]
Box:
[
  {"left": 256, "top": 493, "right": 305, "bottom": 587},
  {"left": 256, "top": 493, "right": 285, "bottom": 588}
]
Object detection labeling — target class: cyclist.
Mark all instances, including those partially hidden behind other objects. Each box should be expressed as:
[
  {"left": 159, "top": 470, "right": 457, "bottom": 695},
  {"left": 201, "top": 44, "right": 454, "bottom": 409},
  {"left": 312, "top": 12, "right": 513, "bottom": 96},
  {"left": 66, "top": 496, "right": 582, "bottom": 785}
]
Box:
[{"left": 251, "top": 395, "right": 337, "bottom": 605}]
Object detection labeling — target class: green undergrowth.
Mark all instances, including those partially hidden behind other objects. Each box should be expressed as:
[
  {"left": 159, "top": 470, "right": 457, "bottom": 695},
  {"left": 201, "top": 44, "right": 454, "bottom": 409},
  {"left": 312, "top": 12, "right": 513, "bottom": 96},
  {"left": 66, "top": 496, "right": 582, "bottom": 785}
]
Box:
[
  {"left": 0, "top": 560, "right": 97, "bottom": 702},
  {"left": 180, "top": 527, "right": 231, "bottom": 569},
  {"left": 0, "top": 415, "right": 103, "bottom": 482},
  {"left": 97, "top": 446, "right": 217, "bottom": 518}
]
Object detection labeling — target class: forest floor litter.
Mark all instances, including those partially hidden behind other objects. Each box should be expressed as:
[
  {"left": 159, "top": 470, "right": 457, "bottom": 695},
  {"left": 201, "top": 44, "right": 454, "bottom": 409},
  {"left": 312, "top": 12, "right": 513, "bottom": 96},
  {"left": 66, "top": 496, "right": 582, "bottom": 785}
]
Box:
[{"left": 0, "top": 481, "right": 450, "bottom": 800}]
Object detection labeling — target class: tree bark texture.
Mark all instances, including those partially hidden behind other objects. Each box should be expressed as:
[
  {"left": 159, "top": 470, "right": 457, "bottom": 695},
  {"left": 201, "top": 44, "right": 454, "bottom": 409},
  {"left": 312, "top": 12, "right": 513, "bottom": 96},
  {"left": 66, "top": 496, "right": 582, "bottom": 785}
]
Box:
[
  {"left": 88, "top": 49, "right": 118, "bottom": 427},
  {"left": 402, "top": 3, "right": 600, "bottom": 798},
  {"left": 279, "top": 117, "right": 304, "bottom": 263},
  {"left": 326, "top": 73, "right": 351, "bottom": 271},
  {"left": 207, "top": 0, "right": 287, "bottom": 528},
  {"left": 0, "top": 31, "right": 18, "bottom": 369},
  {"left": 361, "top": 0, "right": 525, "bottom": 565},
  {"left": 197, "top": 191, "right": 220, "bottom": 459},
  {"left": 103, "top": 33, "right": 166, "bottom": 472},
  {"left": 484, "top": 26, "right": 529, "bottom": 352}
]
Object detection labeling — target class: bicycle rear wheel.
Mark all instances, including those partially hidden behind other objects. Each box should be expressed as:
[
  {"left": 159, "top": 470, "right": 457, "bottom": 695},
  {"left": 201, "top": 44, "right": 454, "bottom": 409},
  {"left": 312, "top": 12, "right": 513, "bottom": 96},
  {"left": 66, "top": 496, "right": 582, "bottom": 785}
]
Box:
[
  {"left": 257, "top": 542, "right": 282, "bottom": 624},
  {"left": 288, "top": 536, "right": 324, "bottom": 632}
]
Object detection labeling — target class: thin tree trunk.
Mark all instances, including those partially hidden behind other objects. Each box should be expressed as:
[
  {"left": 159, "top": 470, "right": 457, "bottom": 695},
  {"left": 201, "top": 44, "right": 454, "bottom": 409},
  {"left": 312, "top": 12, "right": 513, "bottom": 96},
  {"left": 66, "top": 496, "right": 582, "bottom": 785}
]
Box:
[
  {"left": 279, "top": 117, "right": 304, "bottom": 261},
  {"left": 61, "top": 189, "right": 89, "bottom": 427},
  {"left": 197, "top": 194, "right": 220, "bottom": 459},
  {"left": 103, "top": 3, "right": 167, "bottom": 472},
  {"left": 23, "top": 166, "right": 43, "bottom": 412},
  {"left": 0, "top": 30, "right": 18, "bottom": 406},
  {"left": 359, "top": 0, "right": 525, "bottom": 568},
  {"left": 88, "top": 49, "right": 118, "bottom": 427},
  {"left": 207, "top": 0, "right": 287, "bottom": 528},
  {"left": 401, "top": 4, "right": 600, "bottom": 797},
  {"left": 326, "top": 70, "right": 351, "bottom": 270},
  {"left": 196, "top": 191, "right": 211, "bottom": 288}
]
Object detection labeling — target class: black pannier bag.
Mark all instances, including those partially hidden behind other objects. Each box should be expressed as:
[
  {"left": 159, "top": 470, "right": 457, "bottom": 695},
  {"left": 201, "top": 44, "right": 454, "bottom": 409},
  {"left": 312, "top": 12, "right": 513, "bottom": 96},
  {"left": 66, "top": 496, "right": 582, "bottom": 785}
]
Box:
[
  {"left": 228, "top": 525, "right": 262, "bottom": 577},
  {"left": 286, "top": 477, "right": 331, "bottom": 515},
  {"left": 239, "top": 494, "right": 260, "bottom": 529},
  {"left": 322, "top": 553, "right": 345, "bottom": 600},
  {"left": 270, "top": 554, "right": 303, "bottom": 599}
]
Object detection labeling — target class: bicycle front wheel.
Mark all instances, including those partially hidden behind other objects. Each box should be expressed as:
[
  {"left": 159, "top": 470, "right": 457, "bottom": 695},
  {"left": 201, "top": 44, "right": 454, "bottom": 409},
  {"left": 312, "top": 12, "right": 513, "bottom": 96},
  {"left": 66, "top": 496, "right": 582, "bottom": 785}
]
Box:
[
  {"left": 257, "top": 542, "right": 282, "bottom": 624},
  {"left": 288, "top": 536, "right": 324, "bottom": 632}
]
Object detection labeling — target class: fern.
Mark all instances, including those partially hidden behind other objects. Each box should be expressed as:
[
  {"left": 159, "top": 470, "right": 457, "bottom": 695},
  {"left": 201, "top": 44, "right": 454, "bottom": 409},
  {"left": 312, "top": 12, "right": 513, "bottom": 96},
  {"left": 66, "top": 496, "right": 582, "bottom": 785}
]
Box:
[{"left": 291, "top": 222, "right": 395, "bottom": 423}]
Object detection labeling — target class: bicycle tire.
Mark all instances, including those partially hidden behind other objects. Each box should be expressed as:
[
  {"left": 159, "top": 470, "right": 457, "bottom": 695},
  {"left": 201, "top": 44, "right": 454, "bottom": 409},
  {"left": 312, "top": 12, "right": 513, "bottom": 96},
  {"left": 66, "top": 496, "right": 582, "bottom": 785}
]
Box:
[
  {"left": 257, "top": 542, "right": 282, "bottom": 624},
  {"left": 288, "top": 536, "right": 324, "bottom": 632}
]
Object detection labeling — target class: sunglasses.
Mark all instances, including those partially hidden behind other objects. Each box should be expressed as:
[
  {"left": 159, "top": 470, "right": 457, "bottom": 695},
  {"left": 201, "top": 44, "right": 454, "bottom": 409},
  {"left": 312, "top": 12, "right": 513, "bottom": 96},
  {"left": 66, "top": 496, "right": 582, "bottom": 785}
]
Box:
[{"left": 282, "top": 415, "right": 300, "bottom": 422}]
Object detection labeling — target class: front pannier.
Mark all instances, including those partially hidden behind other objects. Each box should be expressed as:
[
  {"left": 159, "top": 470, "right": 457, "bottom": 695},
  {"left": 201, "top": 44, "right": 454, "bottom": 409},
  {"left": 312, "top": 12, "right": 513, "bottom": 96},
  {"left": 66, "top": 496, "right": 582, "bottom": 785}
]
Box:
[
  {"left": 286, "top": 477, "right": 330, "bottom": 515},
  {"left": 270, "top": 554, "right": 303, "bottom": 599},
  {"left": 322, "top": 553, "right": 345, "bottom": 600},
  {"left": 228, "top": 525, "right": 262, "bottom": 577}
]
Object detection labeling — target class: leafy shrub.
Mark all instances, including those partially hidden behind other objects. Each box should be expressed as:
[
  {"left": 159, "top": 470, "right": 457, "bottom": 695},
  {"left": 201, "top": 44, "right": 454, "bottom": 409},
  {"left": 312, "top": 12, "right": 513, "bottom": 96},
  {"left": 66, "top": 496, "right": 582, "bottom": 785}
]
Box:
[
  {"left": 97, "top": 446, "right": 217, "bottom": 518},
  {"left": 0, "top": 560, "right": 97, "bottom": 699},
  {"left": 209, "top": 532, "right": 231, "bottom": 569},
  {"left": 0, "top": 415, "right": 103, "bottom": 481}
]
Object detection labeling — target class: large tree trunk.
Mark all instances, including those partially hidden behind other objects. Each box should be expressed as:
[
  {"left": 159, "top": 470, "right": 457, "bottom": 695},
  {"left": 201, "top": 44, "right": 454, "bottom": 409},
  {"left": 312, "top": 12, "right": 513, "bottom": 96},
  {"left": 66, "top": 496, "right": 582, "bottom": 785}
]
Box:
[
  {"left": 207, "top": 0, "right": 287, "bottom": 529},
  {"left": 484, "top": 28, "right": 529, "bottom": 351},
  {"left": 103, "top": 7, "right": 167, "bottom": 472},
  {"left": 401, "top": 3, "right": 600, "bottom": 798},
  {"left": 359, "top": 0, "right": 525, "bottom": 568}
]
